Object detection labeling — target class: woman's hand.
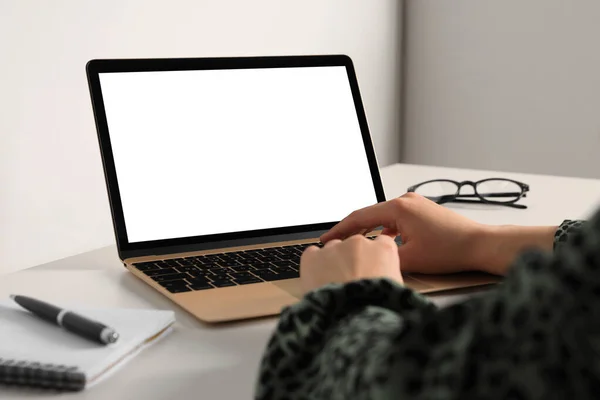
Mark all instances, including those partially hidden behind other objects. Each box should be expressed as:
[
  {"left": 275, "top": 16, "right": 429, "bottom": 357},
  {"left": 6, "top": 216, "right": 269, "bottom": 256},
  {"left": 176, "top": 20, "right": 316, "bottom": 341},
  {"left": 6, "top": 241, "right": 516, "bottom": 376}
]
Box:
[
  {"left": 320, "top": 193, "right": 557, "bottom": 276},
  {"left": 321, "top": 193, "right": 488, "bottom": 275},
  {"left": 300, "top": 234, "right": 402, "bottom": 294}
]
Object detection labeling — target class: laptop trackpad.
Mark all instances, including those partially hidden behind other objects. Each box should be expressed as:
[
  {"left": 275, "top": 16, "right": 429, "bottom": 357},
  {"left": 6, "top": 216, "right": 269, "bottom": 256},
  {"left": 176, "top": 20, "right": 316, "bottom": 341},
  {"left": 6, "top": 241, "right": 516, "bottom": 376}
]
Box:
[
  {"left": 406, "top": 272, "right": 500, "bottom": 294},
  {"left": 176, "top": 280, "right": 302, "bottom": 323}
]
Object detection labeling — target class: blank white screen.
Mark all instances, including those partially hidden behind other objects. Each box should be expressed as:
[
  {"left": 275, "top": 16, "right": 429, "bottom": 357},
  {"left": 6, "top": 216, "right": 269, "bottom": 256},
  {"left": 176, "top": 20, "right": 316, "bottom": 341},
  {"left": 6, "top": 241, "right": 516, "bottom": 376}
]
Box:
[{"left": 99, "top": 66, "right": 378, "bottom": 243}]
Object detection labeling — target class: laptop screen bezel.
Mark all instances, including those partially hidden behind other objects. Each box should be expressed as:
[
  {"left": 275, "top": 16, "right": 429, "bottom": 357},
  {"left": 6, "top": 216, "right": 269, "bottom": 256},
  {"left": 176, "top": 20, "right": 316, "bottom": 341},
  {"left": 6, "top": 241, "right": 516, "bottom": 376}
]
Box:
[{"left": 86, "top": 55, "right": 386, "bottom": 256}]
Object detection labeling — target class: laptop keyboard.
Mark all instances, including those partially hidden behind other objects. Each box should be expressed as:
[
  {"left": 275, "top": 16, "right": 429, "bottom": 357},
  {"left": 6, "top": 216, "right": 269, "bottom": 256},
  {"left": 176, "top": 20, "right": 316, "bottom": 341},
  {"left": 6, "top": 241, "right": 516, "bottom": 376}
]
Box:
[{"left": 132, "top": 237, "right": 376, "bottom": 293}]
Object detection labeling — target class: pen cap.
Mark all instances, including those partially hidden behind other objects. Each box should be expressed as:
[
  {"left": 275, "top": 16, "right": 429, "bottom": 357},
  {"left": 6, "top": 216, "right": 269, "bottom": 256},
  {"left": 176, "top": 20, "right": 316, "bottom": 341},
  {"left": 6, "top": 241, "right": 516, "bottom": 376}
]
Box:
[{"left": 11, "top": 295, "right": 62, "bottom": 323}]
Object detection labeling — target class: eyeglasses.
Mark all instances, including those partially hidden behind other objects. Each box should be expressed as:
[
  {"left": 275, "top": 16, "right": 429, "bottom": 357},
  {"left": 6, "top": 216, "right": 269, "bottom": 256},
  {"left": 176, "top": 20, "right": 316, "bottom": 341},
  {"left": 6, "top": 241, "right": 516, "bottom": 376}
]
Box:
[{"left": 407, "top": 178, "right": 529, "bottom": 209}]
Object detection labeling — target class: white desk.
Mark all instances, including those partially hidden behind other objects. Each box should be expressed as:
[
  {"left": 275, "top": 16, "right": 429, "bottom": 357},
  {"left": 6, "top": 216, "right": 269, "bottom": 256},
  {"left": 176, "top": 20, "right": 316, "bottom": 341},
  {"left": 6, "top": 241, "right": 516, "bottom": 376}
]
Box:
[{"left": 2, "top": 163, "right": 600, "bottom": 399}]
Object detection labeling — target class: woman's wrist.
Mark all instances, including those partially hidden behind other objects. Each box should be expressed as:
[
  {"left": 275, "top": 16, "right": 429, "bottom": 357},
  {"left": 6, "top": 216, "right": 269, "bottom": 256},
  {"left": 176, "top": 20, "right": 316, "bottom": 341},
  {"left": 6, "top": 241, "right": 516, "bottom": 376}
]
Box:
[{"left": 472, "top": 224, "right": 558, "bottom": 276}]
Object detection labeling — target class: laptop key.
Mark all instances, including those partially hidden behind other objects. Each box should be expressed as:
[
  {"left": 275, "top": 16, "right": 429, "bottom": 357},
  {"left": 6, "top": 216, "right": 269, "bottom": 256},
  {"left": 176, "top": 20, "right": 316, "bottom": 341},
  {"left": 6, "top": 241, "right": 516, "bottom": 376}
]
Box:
[
  {"left": 219, "top": 262, "right": 242, "bottom": 268},
  {"left": 252, "top": 269, "right": 277, "bottom": 278},
  {"left": 144, "top": 267, "right": 178, "bottom": 277},
  {"left": 250, "top": 262, "right": 272, "bottom": 270},
  {"left": 211, "top": 280, "right": 236, "bottom": 288},
  {"left": 156, "top": 261, "right": 172, "bottom": 268},
  {"left": 187, "top": 275, "right": 210, "bottom": 283},
  {"left": 281, "top": 271, "right": 300, "bottom": 279},
  {"left": 278, "top": 271, "right": 299, "bottom": 280},
  {"left": 140, "top": 268, "right": 161, "bottom": 275},
  {"left": 280, "top": 268, "right": 298, "bottom": 275},
  {"left": 228, "top": 271, "right": 254, "bottom": 279},
  {"left": 274, "top": 266, "right": 297, "bottom": 273},
  {"left": 258, "top": 256, "right": 281, "bottom": 263},
  {"left": 275, "top": 253, "right": 294, "bottom": 261},
  {"left": 133, "top": 261, "right": 157, "bottom": 267},
  {"left": 186, "top": 269, "right": 210, "bottom": 278},
  {"left": 244, "top": 249, "right": 263, "bottom": 255},
  {"left": 189, "top": 283, "right": 214, "bottom": 291},
  {"left": 254, "top": 270, "right": 298, "bottom": 281},
  {"left": 177, "top": 265, "right": 200, "bottom": 273},
  {"left": 167, "top": 286, "right": 192, "bottom": 293},
  {"left": 277, "top": 258, "right": 299, "bottom": 267},
  {"left": 152, "top": 273, "right": 190, "bottom": 282},
  {"left": 259, "top": 273, "right": 287, "bottom": 282},
  {"left": 272, "top": 261, "right": 296, "bottom": 268},
  {"left": 233, "top": 277, "right": 263, "bottom": 285},
  {"left": 209, "top": 271, "right": 230, "bottom": 279},
  {"left": 133, "top": 263, "right": 160, "bottom": 271},
  {"left": 159, "top": 278, "right": 187, "bottom": 287},
  {"left": 231, "top": 265, "right": 253, "bottom": 272},
  {"left": 158, "top": 279, "right": 189, "bottom": 291}
]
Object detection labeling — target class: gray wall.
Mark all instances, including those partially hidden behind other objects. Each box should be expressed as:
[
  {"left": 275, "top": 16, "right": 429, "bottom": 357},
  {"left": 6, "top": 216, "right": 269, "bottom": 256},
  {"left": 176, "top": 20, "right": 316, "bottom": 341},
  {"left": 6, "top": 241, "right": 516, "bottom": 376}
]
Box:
[{"left": 402, "top": 0, "right": 600, "bottom": 178}]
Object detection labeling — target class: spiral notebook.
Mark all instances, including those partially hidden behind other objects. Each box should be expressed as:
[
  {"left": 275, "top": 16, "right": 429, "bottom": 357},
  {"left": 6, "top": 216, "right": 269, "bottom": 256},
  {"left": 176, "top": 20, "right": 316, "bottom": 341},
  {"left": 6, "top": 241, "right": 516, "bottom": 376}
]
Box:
[{"left": 0, "top": 300, "right": 175, "bottom": 391}]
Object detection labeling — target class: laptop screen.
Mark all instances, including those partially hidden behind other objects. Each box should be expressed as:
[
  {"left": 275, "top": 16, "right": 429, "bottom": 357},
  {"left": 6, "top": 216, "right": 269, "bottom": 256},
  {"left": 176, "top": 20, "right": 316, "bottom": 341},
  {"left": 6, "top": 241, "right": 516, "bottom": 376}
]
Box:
[{"left": 98, "top": 66, "right": 378, "bottom": 243}]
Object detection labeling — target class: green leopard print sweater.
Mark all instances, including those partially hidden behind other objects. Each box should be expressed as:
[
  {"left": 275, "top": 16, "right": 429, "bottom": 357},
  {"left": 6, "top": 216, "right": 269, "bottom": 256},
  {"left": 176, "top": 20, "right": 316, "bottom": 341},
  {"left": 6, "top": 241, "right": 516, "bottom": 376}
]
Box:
[{"left": 255, "top": 217, "right": 599, "bottom": 399}]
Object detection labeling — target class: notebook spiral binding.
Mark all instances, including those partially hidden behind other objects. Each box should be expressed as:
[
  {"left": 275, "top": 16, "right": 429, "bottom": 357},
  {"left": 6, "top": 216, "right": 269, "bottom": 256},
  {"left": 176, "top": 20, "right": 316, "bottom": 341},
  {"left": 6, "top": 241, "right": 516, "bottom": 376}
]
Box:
[{"left": 0, "top": 358, "right": 85, "bottom": 391}]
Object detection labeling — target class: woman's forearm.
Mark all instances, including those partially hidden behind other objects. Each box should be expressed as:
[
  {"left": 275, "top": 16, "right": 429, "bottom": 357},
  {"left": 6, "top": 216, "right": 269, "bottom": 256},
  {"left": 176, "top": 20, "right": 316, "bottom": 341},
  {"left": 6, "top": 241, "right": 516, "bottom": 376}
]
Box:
[{"left": 475, "top": 224, "right": 558, "bottom": 275}]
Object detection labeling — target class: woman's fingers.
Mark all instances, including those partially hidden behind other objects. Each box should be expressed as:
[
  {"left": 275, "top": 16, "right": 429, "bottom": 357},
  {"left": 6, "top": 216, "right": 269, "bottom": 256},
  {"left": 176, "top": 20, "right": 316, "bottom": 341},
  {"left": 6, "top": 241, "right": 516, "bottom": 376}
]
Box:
[
  {"left": 381, "top": 227, "right": 399, "bottom": 238},
  {"left": 324, "top": 239, "right": 342, "bottom": 248},
  {"left": 374, "top": 233, "right": 396, "bottom": 245},
  {"left": 321, "top": 200, "right": 402, "bottom": 243}
]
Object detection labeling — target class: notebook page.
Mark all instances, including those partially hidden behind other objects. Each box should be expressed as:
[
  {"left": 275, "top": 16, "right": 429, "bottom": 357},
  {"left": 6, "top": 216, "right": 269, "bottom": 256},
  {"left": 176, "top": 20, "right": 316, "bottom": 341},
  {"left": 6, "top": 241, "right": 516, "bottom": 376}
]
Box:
[
  {"left": 85, "top": 326, "right": 173, "bottom": 388},
  {"left": 0, "top": 301, "right": 175, "bottom": 382}
]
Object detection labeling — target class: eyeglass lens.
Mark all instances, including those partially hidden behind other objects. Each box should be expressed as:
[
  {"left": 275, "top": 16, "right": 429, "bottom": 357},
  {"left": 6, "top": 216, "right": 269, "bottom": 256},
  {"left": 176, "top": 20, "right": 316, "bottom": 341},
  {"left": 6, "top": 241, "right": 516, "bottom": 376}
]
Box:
[
  {"left": 413, "top": 181, "right": 458, "bottom": 202},
  {"left": 476, "top": 179, "right": 523, "bottom": 203}
]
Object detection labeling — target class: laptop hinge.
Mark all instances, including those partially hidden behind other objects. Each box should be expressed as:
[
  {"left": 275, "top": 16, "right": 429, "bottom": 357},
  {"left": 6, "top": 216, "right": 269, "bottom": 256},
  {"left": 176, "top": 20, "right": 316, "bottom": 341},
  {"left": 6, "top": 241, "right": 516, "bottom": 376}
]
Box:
[{"left": 120, "top": 229, "right": 329, "bottom": 262}]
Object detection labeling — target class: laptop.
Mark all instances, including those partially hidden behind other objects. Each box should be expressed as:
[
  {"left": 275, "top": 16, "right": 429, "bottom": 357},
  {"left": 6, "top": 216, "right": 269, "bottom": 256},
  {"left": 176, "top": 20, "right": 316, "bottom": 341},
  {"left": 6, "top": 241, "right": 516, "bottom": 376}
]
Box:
[{"left": 86, "top": 55, "right": 497, "bottom": 323}]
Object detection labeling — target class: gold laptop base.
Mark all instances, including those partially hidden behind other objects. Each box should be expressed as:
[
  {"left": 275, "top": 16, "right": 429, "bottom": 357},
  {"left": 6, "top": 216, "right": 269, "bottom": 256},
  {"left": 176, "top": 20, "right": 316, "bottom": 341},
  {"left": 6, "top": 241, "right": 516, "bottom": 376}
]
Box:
[
  {"left": 124, "top": 231, "right": 500, "bottom": 323},
  {"left": 126, "top": 264, "right": 500, "bottom": 323}
]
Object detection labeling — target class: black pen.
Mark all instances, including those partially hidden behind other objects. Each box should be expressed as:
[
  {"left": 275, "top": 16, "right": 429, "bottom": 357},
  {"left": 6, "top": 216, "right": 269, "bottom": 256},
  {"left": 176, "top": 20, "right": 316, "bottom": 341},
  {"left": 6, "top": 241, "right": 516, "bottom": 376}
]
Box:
[{"left": 10, "top": 295, "right": 120, "bottom": 345}]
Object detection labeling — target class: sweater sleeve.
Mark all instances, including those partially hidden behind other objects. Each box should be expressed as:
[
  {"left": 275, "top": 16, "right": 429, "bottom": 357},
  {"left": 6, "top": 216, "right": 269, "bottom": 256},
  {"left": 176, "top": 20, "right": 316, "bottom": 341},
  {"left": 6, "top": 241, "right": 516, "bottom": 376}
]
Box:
[
  {"left": 255, "top": 216, "right": 599, "bottom": 400},
  {"left": 254, "top": 278, "right": 437, "bottom": 400},
  {"left": 554, "top": 219, "right": 586, "bottom": 251}
]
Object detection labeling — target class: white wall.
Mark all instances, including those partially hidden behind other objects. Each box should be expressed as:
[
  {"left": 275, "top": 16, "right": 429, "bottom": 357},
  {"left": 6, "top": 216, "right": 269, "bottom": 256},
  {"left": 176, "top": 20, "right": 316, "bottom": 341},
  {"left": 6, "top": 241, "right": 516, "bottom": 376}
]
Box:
[
  {"left": 0, "top": 0, "right": 403, "bottom": 274},
  {"left": 402, "top": 0, "right": 600, "bottom": 179}
]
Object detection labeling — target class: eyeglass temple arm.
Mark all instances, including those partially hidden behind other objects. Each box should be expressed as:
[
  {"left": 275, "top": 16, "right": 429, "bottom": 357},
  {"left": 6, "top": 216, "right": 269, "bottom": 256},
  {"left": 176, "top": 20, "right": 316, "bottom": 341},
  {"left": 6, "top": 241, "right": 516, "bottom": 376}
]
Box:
[
  {"left": 446, "top": 198, "right": 527, "bottom": 209},
  {"left": 455, "top": 192, "right": 525, "bottom": 198}
]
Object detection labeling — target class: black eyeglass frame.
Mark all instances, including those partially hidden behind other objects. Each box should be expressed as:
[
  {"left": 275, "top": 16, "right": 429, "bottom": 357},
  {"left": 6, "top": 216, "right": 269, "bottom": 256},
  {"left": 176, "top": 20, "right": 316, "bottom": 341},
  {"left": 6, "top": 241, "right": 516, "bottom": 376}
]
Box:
[{"left": 407, "top": 178, "right": 530, "bottom": 209}]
